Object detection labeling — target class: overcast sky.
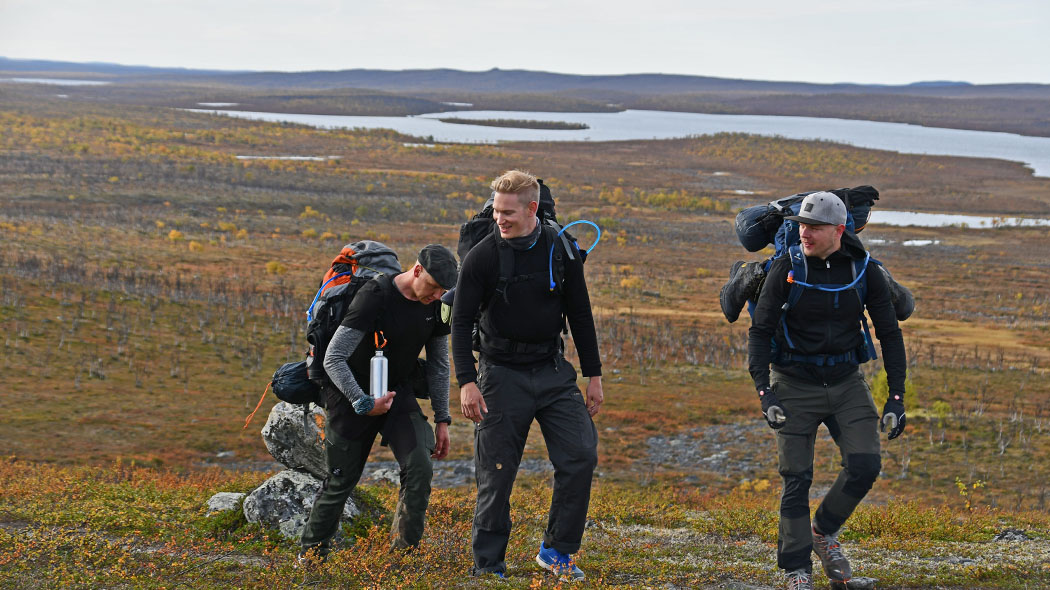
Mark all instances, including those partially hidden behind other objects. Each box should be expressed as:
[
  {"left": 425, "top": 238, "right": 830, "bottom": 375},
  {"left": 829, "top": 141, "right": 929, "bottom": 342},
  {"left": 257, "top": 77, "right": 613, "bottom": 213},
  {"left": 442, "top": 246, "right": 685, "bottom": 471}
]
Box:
[{"left": 2, "top": 0, "right": 1048, "bottom": 85}]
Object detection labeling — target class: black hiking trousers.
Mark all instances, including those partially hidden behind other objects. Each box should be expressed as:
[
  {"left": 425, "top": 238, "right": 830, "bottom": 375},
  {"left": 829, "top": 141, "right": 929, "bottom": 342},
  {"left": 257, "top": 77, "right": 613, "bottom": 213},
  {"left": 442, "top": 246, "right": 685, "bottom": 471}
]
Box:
[{"left": 471, "top": 354, "right": 598, "bottom": 574}]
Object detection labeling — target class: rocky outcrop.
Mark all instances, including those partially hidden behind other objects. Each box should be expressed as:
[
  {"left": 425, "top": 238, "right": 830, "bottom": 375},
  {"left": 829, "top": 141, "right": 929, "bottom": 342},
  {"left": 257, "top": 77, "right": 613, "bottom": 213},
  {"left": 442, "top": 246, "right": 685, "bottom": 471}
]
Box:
[
  {"left": 242, "top": 469, "right": 359, "bottom": 540},
  {"left": 204, "top": 402, "right": 366, "bottom": 540},
  {"left": 260, "top": 402, "right": 326, "bottom": 480}
]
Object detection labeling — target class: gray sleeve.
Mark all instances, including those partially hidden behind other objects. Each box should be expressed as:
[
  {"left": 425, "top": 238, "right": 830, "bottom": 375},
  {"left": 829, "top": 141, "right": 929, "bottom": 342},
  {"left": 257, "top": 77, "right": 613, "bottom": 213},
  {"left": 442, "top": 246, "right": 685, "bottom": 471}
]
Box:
[
  {"left": 424, "top": 334, "right": 451, "bottom": 424},
  {"left": 323, "top": 325, "right": 374, "bottom": 415}
]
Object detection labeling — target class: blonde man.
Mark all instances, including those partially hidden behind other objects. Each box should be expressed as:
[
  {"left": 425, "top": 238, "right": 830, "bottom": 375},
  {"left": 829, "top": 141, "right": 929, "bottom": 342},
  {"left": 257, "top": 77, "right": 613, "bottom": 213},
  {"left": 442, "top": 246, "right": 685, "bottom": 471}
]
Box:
[{"left": 452, "top": 170, "right": 603, "bottom": 580}]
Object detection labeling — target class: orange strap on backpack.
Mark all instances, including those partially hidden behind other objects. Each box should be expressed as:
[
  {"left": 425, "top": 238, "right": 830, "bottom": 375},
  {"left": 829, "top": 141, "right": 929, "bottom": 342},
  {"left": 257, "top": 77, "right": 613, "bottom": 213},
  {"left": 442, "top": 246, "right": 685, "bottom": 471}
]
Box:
[{"left": 243, "top": 381, "right": 271, "bottom": 429}]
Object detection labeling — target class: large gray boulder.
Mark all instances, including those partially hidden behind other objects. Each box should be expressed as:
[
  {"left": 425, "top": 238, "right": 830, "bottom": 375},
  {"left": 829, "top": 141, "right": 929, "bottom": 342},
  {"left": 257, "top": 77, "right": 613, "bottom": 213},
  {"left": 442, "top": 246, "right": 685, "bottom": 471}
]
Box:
[
  {"left": 243, "top": 469, "right": 360, "bottom": 539},
  {"left": 261, "top": 402, "right": 327, "bottom": 479}
]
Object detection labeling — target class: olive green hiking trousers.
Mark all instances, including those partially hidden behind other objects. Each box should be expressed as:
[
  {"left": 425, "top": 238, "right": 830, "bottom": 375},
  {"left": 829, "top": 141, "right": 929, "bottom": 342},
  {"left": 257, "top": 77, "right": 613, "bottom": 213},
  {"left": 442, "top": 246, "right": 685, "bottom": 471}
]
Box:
[
  {"left": 300, "top": 410, "right": 436, "bottom": 554},
  {"left": 771, "top": 369, "right": 882, "bottom": 573}
]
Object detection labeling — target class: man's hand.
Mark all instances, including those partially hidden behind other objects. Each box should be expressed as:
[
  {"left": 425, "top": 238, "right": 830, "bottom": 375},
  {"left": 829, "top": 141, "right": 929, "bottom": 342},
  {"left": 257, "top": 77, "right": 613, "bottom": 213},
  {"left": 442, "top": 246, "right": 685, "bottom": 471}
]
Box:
[
  {"left": 586, "top": 376, "right": 603, "bottom": 417},
  {"left": 366, "top": 391, "right": 396, "bottom": 416},
  {"left": 881, "top": 394, "right": 906, "bottom": 440},
  {"left": 758, "top": 387, "right": 788, "bottom": 429},
  {"left": 460, "top": 382, "right": 488, "bottom": 423},
  {"left": 431, "top": 422, "right": 450, "bottom": 459}
]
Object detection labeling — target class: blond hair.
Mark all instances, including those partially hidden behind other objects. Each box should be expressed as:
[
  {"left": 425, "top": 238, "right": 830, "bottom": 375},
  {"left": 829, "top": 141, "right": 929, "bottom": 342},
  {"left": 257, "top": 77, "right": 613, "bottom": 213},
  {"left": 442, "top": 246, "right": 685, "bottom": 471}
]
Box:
[{"left": 490, "top": 170, "right": 539, "bottom": 205}]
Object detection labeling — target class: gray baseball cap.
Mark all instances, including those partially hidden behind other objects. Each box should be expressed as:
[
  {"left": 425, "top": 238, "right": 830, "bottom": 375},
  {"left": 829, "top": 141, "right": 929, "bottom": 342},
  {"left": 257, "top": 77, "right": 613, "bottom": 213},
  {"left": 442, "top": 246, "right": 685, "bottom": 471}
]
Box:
[
  {"left": 786, "top": 191, "right": 847, "bottom": 226},
  {"left": 418, "top": 244, "right": 458, "bottom": 289}
]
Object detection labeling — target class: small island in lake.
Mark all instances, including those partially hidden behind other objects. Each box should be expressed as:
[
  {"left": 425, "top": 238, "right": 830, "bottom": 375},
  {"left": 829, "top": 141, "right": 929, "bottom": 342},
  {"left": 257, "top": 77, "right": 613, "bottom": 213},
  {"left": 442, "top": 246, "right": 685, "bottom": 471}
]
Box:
[{"left": 436, "top": 117, "right": 589, "bottom": 130}]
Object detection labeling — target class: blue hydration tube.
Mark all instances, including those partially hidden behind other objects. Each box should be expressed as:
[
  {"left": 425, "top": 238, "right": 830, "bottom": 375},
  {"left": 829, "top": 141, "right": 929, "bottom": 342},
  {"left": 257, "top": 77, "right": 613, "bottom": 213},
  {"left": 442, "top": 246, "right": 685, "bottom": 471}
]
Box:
[
  {"left": 306, "top": 271, "right": 354, "bottom": 322},
  {"left": 549, "top": 220, "right": 601, "bottom": 290},
  {"left": 787, "top": 253, "right": 870, "bottom": 291}
]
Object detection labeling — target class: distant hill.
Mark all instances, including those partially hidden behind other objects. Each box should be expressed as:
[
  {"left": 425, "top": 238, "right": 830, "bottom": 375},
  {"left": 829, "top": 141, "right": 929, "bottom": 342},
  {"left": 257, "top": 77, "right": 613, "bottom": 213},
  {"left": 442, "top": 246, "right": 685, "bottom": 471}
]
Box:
[
  {"left": 0, "top": 56, "right": 236, "bottom": 77},
  {"left": 4, "top": 57, "right": 1048, "bottom": 99},
  {"left": 4, "top": 57, "right": 1049, "bottom": 136}
]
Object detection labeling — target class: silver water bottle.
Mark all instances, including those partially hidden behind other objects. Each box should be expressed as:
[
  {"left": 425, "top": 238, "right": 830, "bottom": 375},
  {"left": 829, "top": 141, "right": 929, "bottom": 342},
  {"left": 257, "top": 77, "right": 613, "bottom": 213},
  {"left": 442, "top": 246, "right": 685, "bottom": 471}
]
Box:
[{"left": 369, "top": 349, "right": 388, "bottom": 399}]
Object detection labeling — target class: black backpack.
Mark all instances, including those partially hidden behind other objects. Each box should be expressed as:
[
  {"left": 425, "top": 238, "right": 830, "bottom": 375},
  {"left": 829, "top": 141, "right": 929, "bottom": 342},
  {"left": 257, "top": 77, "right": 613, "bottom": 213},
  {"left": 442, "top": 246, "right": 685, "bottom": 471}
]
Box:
[
  {"left": 457, "top": 180, "right": 600, "bottom": 357},
  {"left": 719, "top": 186, "right": 915, "bottom": 326},
  {"left": 457, "top": 179, "right": 579, "bottom": 262}
]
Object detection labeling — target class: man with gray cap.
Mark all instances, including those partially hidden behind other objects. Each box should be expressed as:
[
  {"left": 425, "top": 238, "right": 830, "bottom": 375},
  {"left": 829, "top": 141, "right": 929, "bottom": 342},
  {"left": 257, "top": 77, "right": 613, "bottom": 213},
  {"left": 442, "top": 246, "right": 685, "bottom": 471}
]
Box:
[
  {"left": 299, "top": 244, "right": 458, "bottom": 562},
  {"left": 747, "top": 192, "right": 907, "bottom": 590}
]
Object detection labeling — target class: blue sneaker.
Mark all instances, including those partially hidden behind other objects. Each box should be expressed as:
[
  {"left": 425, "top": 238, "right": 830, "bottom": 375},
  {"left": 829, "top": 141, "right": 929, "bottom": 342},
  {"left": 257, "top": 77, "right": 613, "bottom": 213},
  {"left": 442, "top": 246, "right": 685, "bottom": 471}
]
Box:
[{"left": 535, "top": 542, "right": 585, "bottom": 581}]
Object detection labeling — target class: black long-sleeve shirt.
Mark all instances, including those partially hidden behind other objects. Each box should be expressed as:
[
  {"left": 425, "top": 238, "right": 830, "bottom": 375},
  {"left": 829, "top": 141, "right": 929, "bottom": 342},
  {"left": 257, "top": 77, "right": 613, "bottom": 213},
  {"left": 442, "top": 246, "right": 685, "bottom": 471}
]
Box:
[
  {"left": 748, "top": 232, "right": 907, "bottom": 396},
  {"left": 451, "top": 230, "right": 601, "bottom": 386}
]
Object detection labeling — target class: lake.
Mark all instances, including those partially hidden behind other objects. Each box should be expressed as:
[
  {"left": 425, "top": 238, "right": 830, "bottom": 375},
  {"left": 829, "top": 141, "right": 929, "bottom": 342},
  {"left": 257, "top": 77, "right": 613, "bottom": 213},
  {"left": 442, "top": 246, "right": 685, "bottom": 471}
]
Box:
[
  {"left": 186, "top": 108, "right": 1050, "bottom": 177},
  {"left": 1, "top": 77, "right": 111, "bottom": 86},
  {"left": 869, "top": 210, "right": 1050, "bottom": 228}
]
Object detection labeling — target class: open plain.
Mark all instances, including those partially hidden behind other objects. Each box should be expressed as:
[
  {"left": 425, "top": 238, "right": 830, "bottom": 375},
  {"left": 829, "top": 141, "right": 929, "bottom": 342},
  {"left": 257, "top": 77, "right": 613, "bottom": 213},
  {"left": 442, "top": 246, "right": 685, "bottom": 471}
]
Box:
[{"left": 2, "top": 80, "right": 1049, "bottom": 588}]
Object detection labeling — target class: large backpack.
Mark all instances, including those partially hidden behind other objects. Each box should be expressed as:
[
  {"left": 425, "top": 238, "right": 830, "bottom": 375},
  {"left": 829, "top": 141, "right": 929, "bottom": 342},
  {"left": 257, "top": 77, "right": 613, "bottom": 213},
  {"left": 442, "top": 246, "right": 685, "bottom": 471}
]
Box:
[
  {"left": 720, "top": 185, "right": 914, "bottom": 330},
  {"left": 457, "top": 178, "right": 585, "bottom": 268},
  {"left": 734, "top": 186, "right": 879, "bottom": 256},
  {"left": 304, "top": 240, "right": 401, "bottom": 386},
  {"left": 243, "top": 241, "right": 401, "bottom": 430},
  {"left": 457, "top": 179, "right": 600, "bottom": 356}
]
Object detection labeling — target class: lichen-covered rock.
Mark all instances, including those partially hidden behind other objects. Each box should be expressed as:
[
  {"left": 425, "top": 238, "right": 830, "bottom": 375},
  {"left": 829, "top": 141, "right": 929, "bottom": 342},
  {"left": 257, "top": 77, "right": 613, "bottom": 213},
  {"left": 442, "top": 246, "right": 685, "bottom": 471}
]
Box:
[
  {"left": 261, "top": 402, "right": 326, "bottom": 479},
  {"left": 993, "top": 528, "right": 1031, "bottom": 541},
  {"left": 242, "top": 469, "right": 359, "bottom": 539},
  {"left": 206, "top": 492, "right": 246, "bottom": 513},
  {"left": 846, "top": 578, "right": 877, "bottom": 590}
]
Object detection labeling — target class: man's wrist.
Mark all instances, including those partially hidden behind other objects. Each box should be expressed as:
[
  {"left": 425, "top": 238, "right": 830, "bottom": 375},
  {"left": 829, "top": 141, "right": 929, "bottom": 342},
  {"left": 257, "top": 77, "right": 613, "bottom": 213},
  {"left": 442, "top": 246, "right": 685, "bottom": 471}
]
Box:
[
  {"left": 352, "top": 396, "right": 375, "bottom": 415},
  {"left": 435, "top": 417, "right": 452, "bottom": 425}
]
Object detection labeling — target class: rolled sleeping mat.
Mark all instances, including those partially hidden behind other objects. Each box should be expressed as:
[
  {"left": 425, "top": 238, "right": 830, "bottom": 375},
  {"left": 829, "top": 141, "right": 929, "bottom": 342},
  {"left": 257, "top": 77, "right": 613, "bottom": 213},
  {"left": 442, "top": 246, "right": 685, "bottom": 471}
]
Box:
[{"left": 735, "top": 205, "right": 775, "bottom": 252}]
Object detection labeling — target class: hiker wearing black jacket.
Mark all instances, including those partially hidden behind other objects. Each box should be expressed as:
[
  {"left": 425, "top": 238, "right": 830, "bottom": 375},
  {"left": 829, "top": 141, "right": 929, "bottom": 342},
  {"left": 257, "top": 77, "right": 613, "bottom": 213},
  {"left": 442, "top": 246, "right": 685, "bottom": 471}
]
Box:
[
  {"left": 747, "top": 192, "right": 907, "bottom": 590},
  {"left": 452, "top": 170, "right": 602, "bottom": 581},
  {"left": 299, "top": 245, "right": 458, "bottom": 563}
]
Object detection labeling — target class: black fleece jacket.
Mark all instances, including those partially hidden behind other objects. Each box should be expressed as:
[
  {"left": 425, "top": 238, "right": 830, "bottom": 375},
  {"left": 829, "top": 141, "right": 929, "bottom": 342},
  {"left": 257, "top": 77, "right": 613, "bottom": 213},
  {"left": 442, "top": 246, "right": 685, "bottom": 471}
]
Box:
[
  {"left": 451, "top": 230, "right": 601, "bottom": 386},
  {"left": 748, "top": 232, "right": 907, "bottom": 396}
]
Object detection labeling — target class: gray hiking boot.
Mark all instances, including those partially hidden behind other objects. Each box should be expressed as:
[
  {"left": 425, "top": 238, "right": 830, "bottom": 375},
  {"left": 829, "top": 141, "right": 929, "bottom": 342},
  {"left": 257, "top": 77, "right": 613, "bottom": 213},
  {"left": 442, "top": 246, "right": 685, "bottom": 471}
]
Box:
[
  {"left": 719, "top": 260, "right": 767, "bottom": 323},
  {"left": 785, "top": 569, "right": 813, "bottom": 590},
  {"left": 812, "top": 525, "right": 852, "bottom": 585}
]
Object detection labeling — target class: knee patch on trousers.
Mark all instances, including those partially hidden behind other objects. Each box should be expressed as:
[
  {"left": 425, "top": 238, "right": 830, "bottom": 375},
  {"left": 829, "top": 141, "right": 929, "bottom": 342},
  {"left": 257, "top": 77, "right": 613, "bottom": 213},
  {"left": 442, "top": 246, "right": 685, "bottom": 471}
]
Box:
[
  {"left": 843, "top": 453, "right": 881, "bottom": 498},
  {"left": 780, "top": 468, "right": 813, "bottom": 518}
]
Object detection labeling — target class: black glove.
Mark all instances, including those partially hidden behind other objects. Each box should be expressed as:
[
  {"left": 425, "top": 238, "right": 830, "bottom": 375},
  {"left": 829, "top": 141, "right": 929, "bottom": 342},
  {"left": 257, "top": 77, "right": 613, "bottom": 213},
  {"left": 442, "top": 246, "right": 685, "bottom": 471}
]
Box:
[
  {"left": 881, "top": 394, "right": 906, "bottom": 439},
  {"left": 758, "top": 387, "right": 788, "bottom": 430}
]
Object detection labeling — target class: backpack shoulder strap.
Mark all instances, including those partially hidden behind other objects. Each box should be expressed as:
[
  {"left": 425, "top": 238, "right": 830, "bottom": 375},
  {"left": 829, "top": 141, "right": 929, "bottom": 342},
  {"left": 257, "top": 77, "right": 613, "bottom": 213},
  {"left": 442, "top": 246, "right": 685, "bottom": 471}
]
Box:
[
  {"left": 543, "top": 218, "right": 576, "bottom": 262},
  {"left": 540, "top": 223, "right": 570, "bottom": 294},
  {"left": 784, "top": 245, "right": 808, "bottom": 311},
  {"left": 855, "top": 256, "right": 876, "bottom": 305},
  {"left": 493, "top": 227, "right": 514, "bottom": 305},
  {"left": 854, "top": 256, "right": 878, "bottom": 362},
  {"left": 775, "top": 245, "right": 808, "bottom": 353}
]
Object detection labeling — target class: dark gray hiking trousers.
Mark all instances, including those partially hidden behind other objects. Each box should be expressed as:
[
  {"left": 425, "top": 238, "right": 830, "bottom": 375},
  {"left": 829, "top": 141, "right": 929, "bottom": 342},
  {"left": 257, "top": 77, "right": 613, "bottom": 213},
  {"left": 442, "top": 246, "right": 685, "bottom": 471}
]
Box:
[
  {"left": 300, "top": 410, "right": 436, "bottom": 553},
  {"left": 471, "top": 355, "right": 598, "bottom": 574},
  {"left": 771, "top": 369, "right": 881, "bottom": 572}
]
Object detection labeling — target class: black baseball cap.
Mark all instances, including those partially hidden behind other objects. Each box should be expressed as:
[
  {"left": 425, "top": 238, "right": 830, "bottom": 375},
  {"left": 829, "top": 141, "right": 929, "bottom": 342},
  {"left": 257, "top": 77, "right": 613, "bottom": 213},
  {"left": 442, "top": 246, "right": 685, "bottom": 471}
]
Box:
[{"left": 418, "top": 244, "right": 458, "bottom": 289}]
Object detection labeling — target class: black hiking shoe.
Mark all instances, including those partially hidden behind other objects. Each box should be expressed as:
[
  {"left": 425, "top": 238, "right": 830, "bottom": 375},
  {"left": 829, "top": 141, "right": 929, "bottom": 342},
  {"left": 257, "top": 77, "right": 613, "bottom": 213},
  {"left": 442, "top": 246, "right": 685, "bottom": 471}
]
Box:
[
  {"left": 812, "top": 525, "right": 851, "bottom": 585},
  {"left": 719, "top": 260, "right": 766, "bottom": 323},
  {"left": 785, "top": 569, "right": 813, "bottom": 590}
]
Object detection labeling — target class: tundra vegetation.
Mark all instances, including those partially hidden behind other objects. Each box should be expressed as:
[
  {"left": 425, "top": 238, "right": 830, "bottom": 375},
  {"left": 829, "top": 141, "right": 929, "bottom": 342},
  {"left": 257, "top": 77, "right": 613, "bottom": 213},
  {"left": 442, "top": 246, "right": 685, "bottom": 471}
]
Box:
[{"left": 1, "top": 83, "right": 1049, "bottom": 588}]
